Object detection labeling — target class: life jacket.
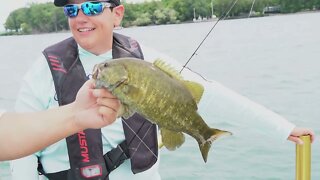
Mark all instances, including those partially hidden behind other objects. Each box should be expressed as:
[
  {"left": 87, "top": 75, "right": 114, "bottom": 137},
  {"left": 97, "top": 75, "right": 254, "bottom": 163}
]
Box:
[{"left": 38, "top": 33, "right": 158, "bottom": 180}]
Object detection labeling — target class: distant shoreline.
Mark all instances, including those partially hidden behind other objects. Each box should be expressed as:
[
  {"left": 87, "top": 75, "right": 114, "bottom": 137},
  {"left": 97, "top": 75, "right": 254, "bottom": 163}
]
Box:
[{"left": 1, "top": 10, "right": 319, "bottom": 36}]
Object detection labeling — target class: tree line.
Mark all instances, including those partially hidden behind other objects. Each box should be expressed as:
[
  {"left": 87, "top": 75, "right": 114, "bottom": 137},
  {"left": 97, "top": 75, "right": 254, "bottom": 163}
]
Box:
[{"left": 2, "top": 0, "right": 320, "bottom": 35}]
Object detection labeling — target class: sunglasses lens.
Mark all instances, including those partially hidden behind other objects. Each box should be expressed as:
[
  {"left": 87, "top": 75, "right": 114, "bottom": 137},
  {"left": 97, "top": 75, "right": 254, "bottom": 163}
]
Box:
[
  {"left": 64, "top": 5, "right": 78, "bottom": 17},
  {"left": 81, "top": 2, "right": 103, "bottom": 16}
]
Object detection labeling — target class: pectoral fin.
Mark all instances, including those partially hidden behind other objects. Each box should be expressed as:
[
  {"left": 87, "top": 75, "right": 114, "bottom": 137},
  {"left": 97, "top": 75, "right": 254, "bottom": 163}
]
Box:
[
  {"left": 119, "top": 104, "right": 135, "bottom": 119},
  {"left": 182, "top": 80, "right": 204, "bottom": 104},
  {"left": 160, "top": 128, "right": 185, "bottom": 151}
]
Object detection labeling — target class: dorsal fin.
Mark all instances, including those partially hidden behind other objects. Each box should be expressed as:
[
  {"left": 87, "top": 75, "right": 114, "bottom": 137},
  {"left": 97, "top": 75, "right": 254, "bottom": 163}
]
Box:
[
  {"left": 153, "top": 59, "right": 183, "bottom": 80},
  {"left": 153, "top": 59, "right": 204, "bottom": 103}
]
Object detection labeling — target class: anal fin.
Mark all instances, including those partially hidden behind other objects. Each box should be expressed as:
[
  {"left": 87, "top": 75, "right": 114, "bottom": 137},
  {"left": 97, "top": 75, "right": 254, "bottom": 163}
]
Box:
[{"left": 120, "top": 103, "right": 135, "bottom": 119}]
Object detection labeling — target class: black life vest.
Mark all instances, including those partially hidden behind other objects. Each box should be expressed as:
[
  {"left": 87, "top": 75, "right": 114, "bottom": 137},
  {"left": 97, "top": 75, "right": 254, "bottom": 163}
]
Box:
[{"left": 39, "top": 33, "right": 158, "bottom": 180}]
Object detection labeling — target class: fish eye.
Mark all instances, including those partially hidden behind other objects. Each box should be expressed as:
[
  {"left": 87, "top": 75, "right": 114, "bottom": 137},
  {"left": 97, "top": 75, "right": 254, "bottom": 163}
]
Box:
[{"left": 103, "top": 63, "right": 108, "bottom": 68}]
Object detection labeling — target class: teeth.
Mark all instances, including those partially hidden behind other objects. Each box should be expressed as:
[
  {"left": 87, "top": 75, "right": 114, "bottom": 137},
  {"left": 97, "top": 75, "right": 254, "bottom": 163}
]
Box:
[{"left": 78, "top": 28, "right": 94, "bottom": 32}]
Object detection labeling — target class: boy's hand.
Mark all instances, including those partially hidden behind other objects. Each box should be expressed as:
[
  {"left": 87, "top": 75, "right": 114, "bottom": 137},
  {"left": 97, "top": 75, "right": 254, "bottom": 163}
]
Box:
[
  {"left": 288, "top": 127, "right": 315, "bottom": 144},
  {"left": 73, "top": 79, "right": 120, "bottom": 130}
]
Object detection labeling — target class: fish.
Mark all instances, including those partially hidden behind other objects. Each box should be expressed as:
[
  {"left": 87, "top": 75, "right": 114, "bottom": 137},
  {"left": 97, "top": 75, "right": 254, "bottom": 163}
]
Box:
[{"left": 92, "top": 58, "right": 231, "bottom": 162}]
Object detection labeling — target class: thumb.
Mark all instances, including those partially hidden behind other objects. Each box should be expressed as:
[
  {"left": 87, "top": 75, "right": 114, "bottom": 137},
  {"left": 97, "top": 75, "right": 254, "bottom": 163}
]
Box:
[
  {"left": 84, "top": 79, "right": 96, "bottom": 89},
  {"left": 288, "top": 136, "right": 304, "bottom": 145}
]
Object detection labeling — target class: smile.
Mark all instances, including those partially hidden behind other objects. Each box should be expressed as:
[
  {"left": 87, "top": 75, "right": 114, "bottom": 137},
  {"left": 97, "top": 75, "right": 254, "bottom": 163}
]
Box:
[{"left": 78, "top": 28, "right": 95, "bottom": 32}]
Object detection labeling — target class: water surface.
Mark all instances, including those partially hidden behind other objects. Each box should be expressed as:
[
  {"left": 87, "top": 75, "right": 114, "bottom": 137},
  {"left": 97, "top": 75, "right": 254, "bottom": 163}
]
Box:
[{"left": 0, "top": 12, "right": 319, "bottom": 180}]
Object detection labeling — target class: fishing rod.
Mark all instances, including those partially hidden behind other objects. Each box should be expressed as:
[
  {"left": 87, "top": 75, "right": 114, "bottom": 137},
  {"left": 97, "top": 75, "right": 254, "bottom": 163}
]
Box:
[
  {"left": 248, "top": 0, "right": 256, "bottom": 18},
  {"left": 179, "top": 0, "right": 240, "bottom": 74}
]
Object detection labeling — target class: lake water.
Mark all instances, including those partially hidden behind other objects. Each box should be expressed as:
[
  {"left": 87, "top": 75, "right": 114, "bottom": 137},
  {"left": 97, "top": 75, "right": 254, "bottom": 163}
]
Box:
[{"left": 0, "top": 12, "right": 319, "bottom": 179}]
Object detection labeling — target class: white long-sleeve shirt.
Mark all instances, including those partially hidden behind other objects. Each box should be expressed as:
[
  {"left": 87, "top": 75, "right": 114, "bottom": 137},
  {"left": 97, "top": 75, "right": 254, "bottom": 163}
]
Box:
[
  {"left": 142, "top": 46, "right": 295, "bottom": 141},
  {"left": 10, "top": 43, "right": 295, "bottom": 180},
  {"left": 0, "top": 109, "right": 4, "bottom": 118}
]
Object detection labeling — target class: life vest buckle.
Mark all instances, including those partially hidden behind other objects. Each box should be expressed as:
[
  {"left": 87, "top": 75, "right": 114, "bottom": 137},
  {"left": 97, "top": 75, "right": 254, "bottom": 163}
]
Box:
[
  {"left": 80, "top": 165, "right": 103, "bottom": 178},
  {"left": 104, "top": 141, "right": 130, "bottom": 172}
]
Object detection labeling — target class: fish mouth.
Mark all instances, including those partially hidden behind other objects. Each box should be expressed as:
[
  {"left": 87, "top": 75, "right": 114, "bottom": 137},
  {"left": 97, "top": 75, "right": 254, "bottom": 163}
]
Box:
[
  {"left": 92, "top": 64, "right": 106, "bottom": 89},
  {"left": 92, "top": 64, "right": 100, "bottom": 80},
  {"left": 108, "top": 78, "right": 126, "bottom": 91},
  {"left": 95, "top": 78, "right": 126, "bottom": 91},
  {"left": 95, "top": 79, "right": 110, "bottom": 89},
  {"left": 92, "top": 62, "right": 127, "bottom": 91},
  {"left": 92, "top": 62, "right": 109, "bottom": 80}
]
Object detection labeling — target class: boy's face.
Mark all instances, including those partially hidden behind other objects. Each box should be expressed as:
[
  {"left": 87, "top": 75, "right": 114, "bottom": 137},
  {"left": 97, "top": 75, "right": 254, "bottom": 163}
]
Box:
[{"left": 67, "top": 0, "right": 124, "bottom": 55}]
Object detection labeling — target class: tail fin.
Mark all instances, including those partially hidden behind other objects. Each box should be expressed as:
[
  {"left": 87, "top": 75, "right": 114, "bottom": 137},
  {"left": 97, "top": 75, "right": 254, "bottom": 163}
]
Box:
[{"left": 198, "top": 128, "right": 232, "bottom": 162}]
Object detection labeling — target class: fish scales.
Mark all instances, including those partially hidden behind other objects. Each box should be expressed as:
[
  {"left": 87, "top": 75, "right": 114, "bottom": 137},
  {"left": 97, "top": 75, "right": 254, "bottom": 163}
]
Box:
[
  {"left": 93, "top": 58, "right": 231, "bottom": 162},
  {"left": 121, "top": 59, "right": 195, "bottom": 129}
]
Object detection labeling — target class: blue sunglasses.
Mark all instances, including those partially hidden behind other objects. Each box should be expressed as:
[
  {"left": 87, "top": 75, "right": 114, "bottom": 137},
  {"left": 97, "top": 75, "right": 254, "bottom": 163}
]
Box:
[{"left": 63, "top": 1, "right": 114, "bottom": 18}]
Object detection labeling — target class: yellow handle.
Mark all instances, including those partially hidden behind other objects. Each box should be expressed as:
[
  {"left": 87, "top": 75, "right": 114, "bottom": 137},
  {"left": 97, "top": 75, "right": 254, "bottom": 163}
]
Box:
[{"left": 296, "top": 135, "right": 311, "bottom": 180}]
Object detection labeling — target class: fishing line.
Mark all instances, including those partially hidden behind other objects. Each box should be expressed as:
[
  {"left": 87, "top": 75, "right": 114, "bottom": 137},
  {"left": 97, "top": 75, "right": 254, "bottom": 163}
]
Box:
[
  {"left": 179, "top": 0, "right": 240, "bottom": 74},
  {"left": 248, "top": 0, "right": 256, "bottom": 18},
  {"left": 121, "top": 119, "right": 158, "bottom": 159},
  {"left": 118, "top": 0, "right": 240, "bottom": 158}
]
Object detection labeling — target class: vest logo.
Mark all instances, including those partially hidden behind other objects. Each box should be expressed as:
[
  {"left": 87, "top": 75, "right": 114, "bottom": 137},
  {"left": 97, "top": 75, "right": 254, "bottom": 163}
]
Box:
[
  {"left": 78, "top": 131, "right": 90, "bottom": 163},
  {"left": 80, "top": 165, "right": 103, "bottom": 178},
  {"left": 48, "top": 55, "right": 67, "bottom": 74}
]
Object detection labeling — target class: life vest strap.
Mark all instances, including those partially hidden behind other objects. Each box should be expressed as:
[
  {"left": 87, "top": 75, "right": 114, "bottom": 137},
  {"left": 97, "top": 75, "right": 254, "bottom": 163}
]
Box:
[
  {"left": 38, "top": 141, "right": 130, "bottom": 180},
  {"left": 38, "top": 167, "right": 69, "bottom": 180},
  {"left": 104, "top": 140, "right": 130, "bottom": 172},
  {"left": 39, "top": 34, "right": 157, "bottom": 179}
]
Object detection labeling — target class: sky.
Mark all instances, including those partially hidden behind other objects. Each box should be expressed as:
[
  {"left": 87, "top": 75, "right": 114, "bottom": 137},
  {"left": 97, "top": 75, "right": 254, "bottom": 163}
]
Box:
[{"left": 0, "top": 0, "right": 146, "bottom": 32}]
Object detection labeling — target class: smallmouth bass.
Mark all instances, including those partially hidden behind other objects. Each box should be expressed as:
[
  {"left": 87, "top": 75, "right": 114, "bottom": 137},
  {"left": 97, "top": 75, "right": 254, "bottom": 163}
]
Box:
[{"left": 93, "top": 58, "right": 231, "bottom": 162}]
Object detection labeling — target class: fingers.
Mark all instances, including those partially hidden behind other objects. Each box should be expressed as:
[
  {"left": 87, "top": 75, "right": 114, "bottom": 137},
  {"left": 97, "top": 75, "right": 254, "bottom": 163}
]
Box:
[
  {"left": 83, "top": 79, "right": 96, "bottom": 89},
  {"left": 300, "top": 128, "right": 315, "bottom": 143},
  {"left": 288, "top": 136, "right": 304, "bottom": 145},
  {"left": 92, "top": 88, "right": 121, "bottom": 126},
  {"left": 97, "top": 96, "right": 120, "bottom": 124},
  {"left": 97, "top": 106, "right": 118, "bottom": 125},
  {"left": 307, "top": 129, "right": 315, "bottom": 143},
  {"left": 97, "top": 99, "right": 120, "bottom": 113},
  {"left": 92, "top": 88, "right": 115, "bottom": 99},
  {"left": 298, "top": 127, "right": 315, "bottom": 143},
  {"left": 289, "top": 127, "right": 316, "bottom": 144}
]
